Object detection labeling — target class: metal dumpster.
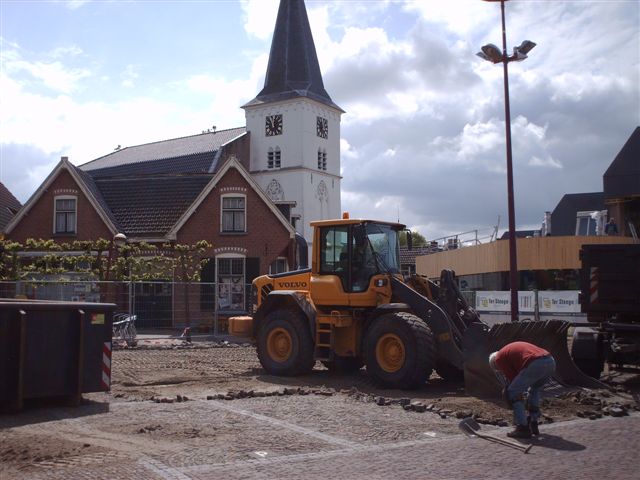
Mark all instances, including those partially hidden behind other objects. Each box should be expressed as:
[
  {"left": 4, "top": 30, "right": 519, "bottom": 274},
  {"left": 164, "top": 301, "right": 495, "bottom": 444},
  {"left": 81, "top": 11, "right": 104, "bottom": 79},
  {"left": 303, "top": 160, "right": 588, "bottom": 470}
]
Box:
[{"left": 0, "top": 299, "right": 115, "bottom": 412}]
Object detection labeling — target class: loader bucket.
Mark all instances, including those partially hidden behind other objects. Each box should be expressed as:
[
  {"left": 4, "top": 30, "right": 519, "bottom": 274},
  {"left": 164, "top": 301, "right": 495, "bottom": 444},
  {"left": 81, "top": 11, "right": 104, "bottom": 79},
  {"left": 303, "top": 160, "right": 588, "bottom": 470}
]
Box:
[{"left": 463, "top": 320, "right": 607, "bottom": 398}]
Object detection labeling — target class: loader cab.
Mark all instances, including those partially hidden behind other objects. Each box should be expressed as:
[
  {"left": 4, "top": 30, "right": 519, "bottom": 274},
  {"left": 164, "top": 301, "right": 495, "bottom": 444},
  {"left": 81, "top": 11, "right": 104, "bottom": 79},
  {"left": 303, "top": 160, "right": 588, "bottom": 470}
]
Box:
[{"left": 311, "top": 218, "right": 403, "bottom": 302}]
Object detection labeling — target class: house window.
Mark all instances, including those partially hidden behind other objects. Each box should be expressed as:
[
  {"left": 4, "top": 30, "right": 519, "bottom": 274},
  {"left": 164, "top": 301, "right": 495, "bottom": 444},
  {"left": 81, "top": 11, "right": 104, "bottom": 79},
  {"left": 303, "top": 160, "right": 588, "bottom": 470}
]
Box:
[
  {"left": 54, "top": 196, "right": 77, "bottom": 234},
  {"left": 268, "top": 147, "right": 281, "bottom": 169},
  {"left": 221, "top": 195, "right": 246, "bottom": 233},
  {"left": 217, "top": 255, "right": 245, "bottom": 311},
  {"left": 575, "top": 211, "right": 598, "bottom": 236},
  {"left": 317, "top": 148, "right": 327, "bottom": 170},
  {"left": 269, "top": 257, "right": 288, "bottom": 274}
]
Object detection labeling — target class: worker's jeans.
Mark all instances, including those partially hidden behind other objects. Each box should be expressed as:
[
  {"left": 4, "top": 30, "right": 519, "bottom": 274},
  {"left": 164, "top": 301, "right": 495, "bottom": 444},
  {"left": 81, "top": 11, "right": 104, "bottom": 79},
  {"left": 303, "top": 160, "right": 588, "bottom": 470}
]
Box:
[{"left": 507, "top": 356, "right": 556, "bottom": 426}]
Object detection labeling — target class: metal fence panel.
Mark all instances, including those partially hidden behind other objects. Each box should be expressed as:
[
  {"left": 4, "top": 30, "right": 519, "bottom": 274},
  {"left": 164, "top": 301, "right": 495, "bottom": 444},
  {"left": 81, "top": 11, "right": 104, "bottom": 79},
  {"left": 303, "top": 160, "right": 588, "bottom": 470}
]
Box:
[{"left": 0, "top": 280, "right": 254, "bottom": 333}]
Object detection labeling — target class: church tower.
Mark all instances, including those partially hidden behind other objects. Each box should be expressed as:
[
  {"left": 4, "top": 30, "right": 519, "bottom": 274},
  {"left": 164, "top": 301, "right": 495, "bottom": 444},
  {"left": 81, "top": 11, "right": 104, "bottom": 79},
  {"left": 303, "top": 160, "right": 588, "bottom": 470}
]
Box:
[{"left": 243, "top": 0, "right": 344, "bottom": 247}]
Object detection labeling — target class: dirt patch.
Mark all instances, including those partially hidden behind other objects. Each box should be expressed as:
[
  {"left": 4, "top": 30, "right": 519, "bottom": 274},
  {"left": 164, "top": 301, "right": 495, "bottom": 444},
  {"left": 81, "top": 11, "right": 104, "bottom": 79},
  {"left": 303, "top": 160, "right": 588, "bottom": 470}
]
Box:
[
  {"left": 109, "top": 343, "right": 639, "bottom": 424},
  {"left": 2, "top": 343, "right": 638, "bottom": 476}
]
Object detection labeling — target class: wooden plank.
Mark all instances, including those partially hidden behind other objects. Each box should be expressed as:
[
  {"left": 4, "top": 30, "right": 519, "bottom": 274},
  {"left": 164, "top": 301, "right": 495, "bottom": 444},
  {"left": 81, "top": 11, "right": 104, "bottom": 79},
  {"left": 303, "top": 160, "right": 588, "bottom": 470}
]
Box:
[{"left": 416, "top": 236, "right": 637, "bottom": 278}]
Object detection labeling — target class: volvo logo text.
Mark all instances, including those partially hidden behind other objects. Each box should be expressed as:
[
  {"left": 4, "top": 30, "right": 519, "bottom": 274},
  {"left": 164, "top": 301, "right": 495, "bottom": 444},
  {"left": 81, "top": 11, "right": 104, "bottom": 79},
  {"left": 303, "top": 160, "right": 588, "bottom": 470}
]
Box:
[{"left": 279, "top": 282, "right": 308, "bottom": 289}]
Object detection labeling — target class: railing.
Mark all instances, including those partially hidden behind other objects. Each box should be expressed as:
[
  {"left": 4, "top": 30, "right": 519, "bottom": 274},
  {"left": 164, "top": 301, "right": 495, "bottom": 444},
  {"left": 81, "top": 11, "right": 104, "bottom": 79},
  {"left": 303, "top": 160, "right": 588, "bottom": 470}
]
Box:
[{"left": 424, "top": 226, "right": 499, "bottom": 252}]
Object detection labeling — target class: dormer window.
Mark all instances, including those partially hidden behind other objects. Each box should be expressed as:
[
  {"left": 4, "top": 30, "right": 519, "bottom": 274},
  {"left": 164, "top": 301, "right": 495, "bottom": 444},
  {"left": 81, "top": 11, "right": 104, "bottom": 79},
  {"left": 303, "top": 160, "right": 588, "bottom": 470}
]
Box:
[
  {"left": 54, "top": 196, "right": 77, "bottom": 234},
  {"left": 268, "top": 147, "right": 281, "bottom": 169}
]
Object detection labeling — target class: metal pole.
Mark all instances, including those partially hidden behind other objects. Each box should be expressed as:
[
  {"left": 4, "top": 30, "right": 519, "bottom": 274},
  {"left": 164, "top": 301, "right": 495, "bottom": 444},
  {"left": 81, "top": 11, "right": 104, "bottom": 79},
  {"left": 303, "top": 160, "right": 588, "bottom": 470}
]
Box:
[{"left": 499, "top": 0, "right": 519, "bottom": 322}]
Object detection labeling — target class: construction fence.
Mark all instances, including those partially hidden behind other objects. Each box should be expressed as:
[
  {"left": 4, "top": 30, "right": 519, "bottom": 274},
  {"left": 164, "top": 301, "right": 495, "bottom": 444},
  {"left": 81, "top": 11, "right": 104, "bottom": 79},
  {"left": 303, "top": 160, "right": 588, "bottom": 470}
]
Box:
[
  {"left": 0, "top": 279, "right": 254, "bottom": 333},
  {"left": 0, "top": 280, "right": 584, "bottom": 332}
]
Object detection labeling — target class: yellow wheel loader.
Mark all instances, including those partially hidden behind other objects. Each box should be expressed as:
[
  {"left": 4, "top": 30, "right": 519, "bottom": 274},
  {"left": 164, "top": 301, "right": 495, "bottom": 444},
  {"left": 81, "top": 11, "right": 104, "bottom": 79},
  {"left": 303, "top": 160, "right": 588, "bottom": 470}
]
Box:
[{"left": 230, "top": 216, "right": 604, "bottom": 395}]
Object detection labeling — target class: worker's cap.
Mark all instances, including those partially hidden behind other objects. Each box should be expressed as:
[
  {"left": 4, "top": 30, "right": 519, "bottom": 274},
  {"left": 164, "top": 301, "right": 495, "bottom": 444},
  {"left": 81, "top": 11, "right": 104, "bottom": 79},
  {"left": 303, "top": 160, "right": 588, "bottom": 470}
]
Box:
[{"left": 488, "top": 352, "right": 498, "bottom": 371}]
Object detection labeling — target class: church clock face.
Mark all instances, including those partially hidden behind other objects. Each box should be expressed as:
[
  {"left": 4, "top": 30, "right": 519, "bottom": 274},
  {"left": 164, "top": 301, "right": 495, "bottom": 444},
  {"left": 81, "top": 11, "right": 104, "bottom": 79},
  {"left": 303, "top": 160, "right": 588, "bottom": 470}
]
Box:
[
  {"left": 265, "top": 114, "right": 283, "bottom": 136},
  {"left": 316, "top": 116, "right": 328, "bottom": 139}
]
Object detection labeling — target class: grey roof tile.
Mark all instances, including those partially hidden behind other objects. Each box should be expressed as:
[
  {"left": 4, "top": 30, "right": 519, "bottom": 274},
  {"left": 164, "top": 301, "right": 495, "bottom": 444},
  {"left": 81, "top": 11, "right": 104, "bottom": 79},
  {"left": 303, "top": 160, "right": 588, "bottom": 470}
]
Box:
[
  {"left": 94, "top": 175, "right": 212, "bottom": 237},
  {"left": 79, "top": 127, "right": 246, "bottom": 173},
  {"left": 0, "top": 182, "right": 22, "bottom": 231}
]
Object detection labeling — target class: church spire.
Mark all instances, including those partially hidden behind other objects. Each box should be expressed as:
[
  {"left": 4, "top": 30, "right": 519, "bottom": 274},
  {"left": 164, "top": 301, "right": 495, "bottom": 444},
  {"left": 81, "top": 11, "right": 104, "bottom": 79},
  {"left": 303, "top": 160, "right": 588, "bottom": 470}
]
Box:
[{"left": 245, "top": 0, "right": 342, "bottom": 111}]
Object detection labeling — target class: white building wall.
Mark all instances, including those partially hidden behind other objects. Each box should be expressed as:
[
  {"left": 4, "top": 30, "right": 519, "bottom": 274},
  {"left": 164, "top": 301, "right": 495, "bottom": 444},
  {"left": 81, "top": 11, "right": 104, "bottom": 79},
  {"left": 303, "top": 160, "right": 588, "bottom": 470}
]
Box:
[{"left": 244, "top": 97, "right": 342, "bottom": 245}]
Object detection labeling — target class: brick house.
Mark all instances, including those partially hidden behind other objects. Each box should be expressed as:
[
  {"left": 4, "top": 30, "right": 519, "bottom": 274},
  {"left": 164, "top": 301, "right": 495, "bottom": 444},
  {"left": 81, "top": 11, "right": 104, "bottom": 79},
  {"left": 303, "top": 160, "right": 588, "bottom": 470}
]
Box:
[{"left": 4, "top": 145, "right": 298, "bottom": 327}]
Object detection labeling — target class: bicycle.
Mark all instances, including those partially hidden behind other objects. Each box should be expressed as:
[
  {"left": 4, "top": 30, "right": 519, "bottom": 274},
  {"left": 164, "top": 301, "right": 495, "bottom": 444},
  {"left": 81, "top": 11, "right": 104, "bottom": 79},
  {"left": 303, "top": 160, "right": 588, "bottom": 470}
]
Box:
[{"left": 112, "top": 313, "right": 138, "bottom": 347}]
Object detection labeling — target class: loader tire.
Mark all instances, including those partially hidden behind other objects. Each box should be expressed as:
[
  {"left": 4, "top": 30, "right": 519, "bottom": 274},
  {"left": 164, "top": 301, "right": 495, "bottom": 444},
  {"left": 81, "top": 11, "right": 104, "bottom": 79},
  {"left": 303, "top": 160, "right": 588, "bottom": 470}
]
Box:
[
  {"left": 322, "top": 356, "right": 364, "bottom": 374},
  {"left": 364, "top": 312, "right": 435, "bottom": 389},
  {"left": 257, "top": 308, "right": 315, "bottom": 376}
]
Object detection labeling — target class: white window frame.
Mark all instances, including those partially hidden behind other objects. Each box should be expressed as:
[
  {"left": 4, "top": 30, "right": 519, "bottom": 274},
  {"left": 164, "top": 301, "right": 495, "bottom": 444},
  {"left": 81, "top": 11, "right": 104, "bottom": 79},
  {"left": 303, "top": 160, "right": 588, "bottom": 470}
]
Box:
[
  {"left": 575, "top": 211, "right": 598, "bottom": 236},
  {"left": 269, "top": 257, "right": 289, "bottom": 274},
  {"left": 317, "top": 148, "right": 327, "bottom": 171},
  {"left": 267, "top": 146, "right": 281, "bottom": 169},
  {"left": 220, "top": 194, "right": 247, "bottom": 233},
  {"left": 53, "top": 195, "right": 77, "bottom": 234},
  {"left": 216, "top": 253, "right": 245, "bottom": 311}
]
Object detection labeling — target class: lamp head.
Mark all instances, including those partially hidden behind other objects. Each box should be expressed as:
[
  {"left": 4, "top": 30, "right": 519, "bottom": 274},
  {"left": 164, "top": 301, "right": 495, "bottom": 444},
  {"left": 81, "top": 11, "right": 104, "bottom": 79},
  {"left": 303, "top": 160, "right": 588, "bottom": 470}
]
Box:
[
  {"left": 113, "top": 232, "right": 127, "bottom": 247},
  {"left": 515, "top": 40, "right": 536, "bottom": 55},
  {"left": 478, "top": 43, "right": 503, "bottom": 63}
]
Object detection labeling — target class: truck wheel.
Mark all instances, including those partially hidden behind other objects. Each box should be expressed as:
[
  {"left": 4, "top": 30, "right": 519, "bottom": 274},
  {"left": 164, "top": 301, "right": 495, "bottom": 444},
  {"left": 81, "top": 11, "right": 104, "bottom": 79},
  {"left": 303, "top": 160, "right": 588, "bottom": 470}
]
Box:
[
  {"left": 322, "top": 356, "right": 364, "bottom": 374},
  {"left": 257, "top": 309, "right": 315, "bottom": 376},
  {"left": 571, "top": 328, "right": 605, "bottom": 379},
  {"left": 364, "top": 312, "right": 435, "bottom": 389}
]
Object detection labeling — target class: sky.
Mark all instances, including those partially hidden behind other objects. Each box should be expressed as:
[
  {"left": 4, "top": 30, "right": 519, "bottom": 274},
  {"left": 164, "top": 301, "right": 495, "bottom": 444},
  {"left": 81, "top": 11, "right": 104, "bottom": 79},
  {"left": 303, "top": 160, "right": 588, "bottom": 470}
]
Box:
[{"left": 1, "top": 0, "right": 639, "bottom": 242}]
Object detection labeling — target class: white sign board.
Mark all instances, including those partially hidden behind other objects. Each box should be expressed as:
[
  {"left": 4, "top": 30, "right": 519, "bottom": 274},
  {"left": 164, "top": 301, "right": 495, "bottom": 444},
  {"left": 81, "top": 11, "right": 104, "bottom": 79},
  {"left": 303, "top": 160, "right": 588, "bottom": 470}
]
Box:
[
  {"left": 538, "top": 291, "right": 581, "bottom": 314},
  {"left": 475, "top": 291, "right": 535, "bottom": 313}
]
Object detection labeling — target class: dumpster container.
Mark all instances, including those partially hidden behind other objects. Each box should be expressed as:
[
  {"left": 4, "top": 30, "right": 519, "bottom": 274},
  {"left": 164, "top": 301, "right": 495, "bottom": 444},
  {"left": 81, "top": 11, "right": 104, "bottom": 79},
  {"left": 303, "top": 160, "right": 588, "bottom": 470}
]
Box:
[{"left": 0, "top": 299, "right": 115, "bottom": 412}]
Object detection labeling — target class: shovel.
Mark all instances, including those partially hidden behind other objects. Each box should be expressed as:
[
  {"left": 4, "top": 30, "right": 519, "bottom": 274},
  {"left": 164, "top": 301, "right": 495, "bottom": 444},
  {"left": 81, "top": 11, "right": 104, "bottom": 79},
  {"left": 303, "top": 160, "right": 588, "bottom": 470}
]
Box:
[{"left": 459, "top": 418, "right": 532, "bottom": 454}]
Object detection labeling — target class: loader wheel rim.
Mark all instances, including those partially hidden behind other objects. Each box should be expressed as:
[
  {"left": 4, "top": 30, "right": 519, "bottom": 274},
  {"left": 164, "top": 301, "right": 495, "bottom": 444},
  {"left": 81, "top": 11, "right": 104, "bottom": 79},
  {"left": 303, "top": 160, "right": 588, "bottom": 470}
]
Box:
[
  {"left": 267, "top": 327, "right": 293, "bottom": 362},
  {"left": 376, "top": 333, "right": 405, "bottom": 373}
]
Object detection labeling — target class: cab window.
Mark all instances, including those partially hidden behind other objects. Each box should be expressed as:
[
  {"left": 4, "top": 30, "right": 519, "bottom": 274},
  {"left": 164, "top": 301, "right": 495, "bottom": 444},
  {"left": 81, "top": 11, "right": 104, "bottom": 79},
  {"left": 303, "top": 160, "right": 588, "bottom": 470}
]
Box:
[{"left": 319, "top": 226, "right": 349, "bottom": 274}]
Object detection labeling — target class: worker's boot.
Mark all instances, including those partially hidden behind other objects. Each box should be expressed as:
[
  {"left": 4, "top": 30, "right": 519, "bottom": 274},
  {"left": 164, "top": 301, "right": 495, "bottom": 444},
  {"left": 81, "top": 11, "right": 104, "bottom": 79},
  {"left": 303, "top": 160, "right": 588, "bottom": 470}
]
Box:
[
  {"left": 527, "top": 416, "right": 540, "bottom": 436},
  {"left": 507, "top": 424, "right": 532, "bottom": 439},
  {"left": 528, "top": 407, "right": 540, "bottom": 436}
]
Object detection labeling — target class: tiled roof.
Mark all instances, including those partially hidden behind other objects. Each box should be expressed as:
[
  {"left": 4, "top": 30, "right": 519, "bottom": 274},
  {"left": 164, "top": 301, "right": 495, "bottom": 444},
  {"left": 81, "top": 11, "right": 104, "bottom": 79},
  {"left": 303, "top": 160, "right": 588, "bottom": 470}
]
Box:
[
  {"left": 94, "top": 175, "right": 212, "bottom": 237},
  {"left": 399, "top": 246, "right": 440, "bottom": 265},
  {"left": 72, "top": 165, "right": 122, "bottom": 231},
  {"left": 0, "top": 182, "right": 22, "bottom": 231},
  {"left": 86, "top": 151, "right": 217, "bottom": 179},
  {"left": 79, "top": 127, "right": 246, "bottom": 174}
]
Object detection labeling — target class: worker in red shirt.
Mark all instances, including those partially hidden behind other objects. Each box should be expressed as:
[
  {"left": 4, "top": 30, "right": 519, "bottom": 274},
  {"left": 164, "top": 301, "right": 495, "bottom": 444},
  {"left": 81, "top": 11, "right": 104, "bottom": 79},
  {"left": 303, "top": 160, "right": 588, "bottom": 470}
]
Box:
[{"left": 489, "top": 341, "right": 556, "bottom": 439}]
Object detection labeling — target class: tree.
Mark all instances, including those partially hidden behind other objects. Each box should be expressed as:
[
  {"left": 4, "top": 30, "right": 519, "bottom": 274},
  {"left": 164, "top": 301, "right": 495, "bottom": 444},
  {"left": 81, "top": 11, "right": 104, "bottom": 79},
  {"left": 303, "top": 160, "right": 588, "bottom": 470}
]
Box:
[
  {"left": 0, "top": 238, "right": 213, "bottom": 282},
  {"left": 399, "top": 230, "right": 427, "bottom": 248}
]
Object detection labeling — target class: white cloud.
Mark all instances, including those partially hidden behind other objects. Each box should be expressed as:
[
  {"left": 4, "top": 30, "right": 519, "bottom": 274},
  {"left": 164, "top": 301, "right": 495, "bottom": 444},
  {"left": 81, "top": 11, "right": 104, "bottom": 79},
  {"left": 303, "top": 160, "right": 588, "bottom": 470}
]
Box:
[
  {"left": 1, "top": 0, "right": 638, "bottom": 241},
  {"left": 120, "top": 64, "right": 138, "bottom": 88},
  {"left": 241, "top": 0, "right": 280, "bottom": 40},
  {"left": 62, "top": 0, "right": 91, "bottom": 10},
  {"left": 529, "top": 156, "right": 562, "bottom": 169},
  {"left": 1, "top": 45, "right": 91, "bottom": 94}
]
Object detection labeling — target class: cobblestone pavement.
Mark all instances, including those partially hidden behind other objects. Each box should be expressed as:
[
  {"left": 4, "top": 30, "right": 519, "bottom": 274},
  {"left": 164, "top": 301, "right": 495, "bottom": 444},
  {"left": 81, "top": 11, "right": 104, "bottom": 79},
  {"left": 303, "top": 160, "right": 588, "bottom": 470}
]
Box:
[{"left": 1, "top": 396, "right": 638, "bottom": 480}]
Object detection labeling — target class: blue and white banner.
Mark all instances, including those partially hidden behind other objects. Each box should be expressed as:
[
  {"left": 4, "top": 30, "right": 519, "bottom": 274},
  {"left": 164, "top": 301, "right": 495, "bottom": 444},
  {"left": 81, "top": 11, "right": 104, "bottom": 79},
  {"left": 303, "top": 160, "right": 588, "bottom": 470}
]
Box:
[
  {"left": 538, "top": 291, "right": 581, "bottom": 314},
  {"left": 475, "top": 291, "right": 535, "bottom": 313}
]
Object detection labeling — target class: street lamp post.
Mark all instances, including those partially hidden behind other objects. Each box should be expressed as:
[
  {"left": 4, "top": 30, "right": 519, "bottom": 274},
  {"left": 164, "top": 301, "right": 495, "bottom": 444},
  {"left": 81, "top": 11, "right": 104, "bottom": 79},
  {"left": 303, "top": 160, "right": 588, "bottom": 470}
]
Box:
[
  {"left": 105, "top": 233, "right": 127, "bottom": 282},
  {"left": 478, "top": 0, "right": 535, "bottom": 322}
]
